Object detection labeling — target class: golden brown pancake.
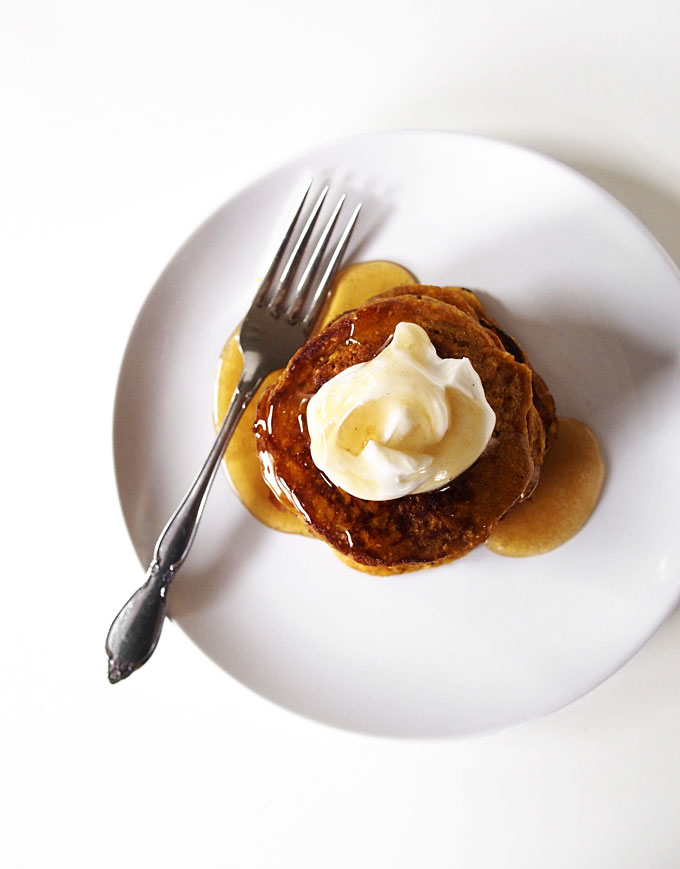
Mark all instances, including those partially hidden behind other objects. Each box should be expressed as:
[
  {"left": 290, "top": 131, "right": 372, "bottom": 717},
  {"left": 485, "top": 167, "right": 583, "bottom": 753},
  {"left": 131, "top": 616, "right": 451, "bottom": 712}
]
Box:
[{"left": 254, "top": 286, "right": 556, "bottom": 573}]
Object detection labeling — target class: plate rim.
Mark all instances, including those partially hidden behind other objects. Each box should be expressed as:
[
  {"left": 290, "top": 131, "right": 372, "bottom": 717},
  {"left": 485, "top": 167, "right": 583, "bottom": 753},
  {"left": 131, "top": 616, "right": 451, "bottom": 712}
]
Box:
[{"left": 113, "top": 128, "right": 680, "bottom": 737}]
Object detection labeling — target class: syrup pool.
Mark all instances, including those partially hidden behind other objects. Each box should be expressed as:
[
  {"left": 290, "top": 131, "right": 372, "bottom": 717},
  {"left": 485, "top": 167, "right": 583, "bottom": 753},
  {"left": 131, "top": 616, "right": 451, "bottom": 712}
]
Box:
[{"left": 214, "top": 261, "right": 604, "bottom": 561}]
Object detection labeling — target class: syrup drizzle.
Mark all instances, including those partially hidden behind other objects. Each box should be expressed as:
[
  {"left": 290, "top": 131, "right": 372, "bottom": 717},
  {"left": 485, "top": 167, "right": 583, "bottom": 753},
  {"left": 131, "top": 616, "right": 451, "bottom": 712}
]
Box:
[
  {"left": 214, "top": 262, "right": 605, "bottom": 560},
  {"left": 214, "top": 261, "right": 417, "bottom": 537}
]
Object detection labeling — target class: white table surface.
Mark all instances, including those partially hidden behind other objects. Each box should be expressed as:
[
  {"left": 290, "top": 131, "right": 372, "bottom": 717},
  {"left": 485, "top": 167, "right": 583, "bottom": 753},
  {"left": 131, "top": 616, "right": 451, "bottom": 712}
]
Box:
[{"left": 4, "top": 1, "right": 680, "bottom": 866}]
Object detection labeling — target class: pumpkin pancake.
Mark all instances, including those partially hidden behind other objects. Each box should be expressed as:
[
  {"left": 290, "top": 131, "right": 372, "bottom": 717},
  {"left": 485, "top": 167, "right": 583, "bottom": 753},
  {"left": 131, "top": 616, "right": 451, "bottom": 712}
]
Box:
[{"left": 254, "top": 286, "right": 556, "bottom": 574}]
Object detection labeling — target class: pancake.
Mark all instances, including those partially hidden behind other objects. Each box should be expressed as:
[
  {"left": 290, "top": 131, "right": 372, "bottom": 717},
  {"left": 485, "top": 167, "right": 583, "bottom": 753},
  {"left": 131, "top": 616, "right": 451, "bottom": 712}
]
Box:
[{"left": 253, "top": 285, "right": 556, "bottom": 573}]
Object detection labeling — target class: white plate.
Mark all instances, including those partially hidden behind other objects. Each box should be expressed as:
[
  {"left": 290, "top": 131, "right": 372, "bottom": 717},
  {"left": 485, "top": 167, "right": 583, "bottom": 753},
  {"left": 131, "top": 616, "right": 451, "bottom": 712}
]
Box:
[{"left": 114, "top": 130, "right": 680, "bottom": 737}]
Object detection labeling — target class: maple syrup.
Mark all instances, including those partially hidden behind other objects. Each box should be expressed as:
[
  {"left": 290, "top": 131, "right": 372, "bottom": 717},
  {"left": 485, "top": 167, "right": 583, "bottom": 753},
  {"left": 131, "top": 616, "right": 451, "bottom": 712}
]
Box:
[
  {"left": 214, "top": 262, "right": 604, "bottom": 561},
  {"left": 213, "top": 261, "right": 417, "bottom": 536},
  {"left": 485, "top": 417, "right": 604, "bottom": 556}
]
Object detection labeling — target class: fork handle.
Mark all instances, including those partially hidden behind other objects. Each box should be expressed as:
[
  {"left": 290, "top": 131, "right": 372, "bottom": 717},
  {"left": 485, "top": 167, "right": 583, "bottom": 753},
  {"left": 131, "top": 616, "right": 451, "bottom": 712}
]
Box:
[
  {"left": 153, "top": 377, "right": 260, "bottom": 572},
  {"left": 106, "top": 370, "right": 264, "bottom": 682},
  {"left": 106, "top": 561, "right": 170, "bottom": 683}
]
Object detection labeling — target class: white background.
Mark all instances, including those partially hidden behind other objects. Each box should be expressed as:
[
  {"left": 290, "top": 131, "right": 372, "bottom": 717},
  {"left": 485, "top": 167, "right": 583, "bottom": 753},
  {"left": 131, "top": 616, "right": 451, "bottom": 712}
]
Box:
[{"left": 3, "top": 1, "right": 680, "bottom": 866}]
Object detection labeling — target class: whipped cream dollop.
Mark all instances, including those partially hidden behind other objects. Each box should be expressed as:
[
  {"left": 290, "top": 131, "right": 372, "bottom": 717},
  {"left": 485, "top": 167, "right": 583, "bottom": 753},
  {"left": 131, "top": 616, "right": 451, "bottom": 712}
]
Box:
[{"left": 306, "top": 322, "right": 496, "bottom": 501}]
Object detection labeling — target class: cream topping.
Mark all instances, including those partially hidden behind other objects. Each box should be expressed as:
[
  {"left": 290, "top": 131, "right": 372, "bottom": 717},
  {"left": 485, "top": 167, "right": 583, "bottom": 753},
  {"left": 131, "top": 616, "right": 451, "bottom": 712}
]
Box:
[{"left": 306, "top": 322, "right": 496, "bottom": 500}]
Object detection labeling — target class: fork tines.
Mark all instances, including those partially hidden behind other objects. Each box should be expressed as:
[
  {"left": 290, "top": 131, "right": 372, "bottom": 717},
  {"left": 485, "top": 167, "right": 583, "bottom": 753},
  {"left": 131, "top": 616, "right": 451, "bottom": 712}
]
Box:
[{"left": 255, "top": 180, "right": 362, "bottom": 329}]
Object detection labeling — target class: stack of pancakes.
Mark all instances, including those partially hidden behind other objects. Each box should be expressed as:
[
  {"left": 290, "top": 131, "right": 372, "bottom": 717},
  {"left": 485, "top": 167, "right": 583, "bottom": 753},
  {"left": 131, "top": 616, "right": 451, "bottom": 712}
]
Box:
[{"left": 254, "top": 285, "right": 557, "bottom": 574}]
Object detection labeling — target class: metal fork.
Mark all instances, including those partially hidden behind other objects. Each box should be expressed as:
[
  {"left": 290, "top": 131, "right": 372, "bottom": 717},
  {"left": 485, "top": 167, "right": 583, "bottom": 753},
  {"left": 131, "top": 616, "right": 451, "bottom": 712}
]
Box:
[{"left": 105, "top": 182, "right": 361, "bottom": 683}]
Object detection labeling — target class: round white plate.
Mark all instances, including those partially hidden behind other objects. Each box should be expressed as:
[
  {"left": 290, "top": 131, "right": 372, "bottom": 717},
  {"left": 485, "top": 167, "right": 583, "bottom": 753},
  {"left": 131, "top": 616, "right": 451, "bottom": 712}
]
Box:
[{"left": 114, "top": 130, "right": 680, "bottom": 737}]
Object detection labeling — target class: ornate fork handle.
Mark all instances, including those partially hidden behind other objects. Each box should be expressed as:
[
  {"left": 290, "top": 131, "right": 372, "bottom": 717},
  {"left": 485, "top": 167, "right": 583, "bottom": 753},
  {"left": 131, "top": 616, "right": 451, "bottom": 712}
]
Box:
[
  {"left": 106, "top": 181, "right": 361, "bottom": 683},
  {"left": 105, "top": 369, "right": 264, "bottom": 683}
]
